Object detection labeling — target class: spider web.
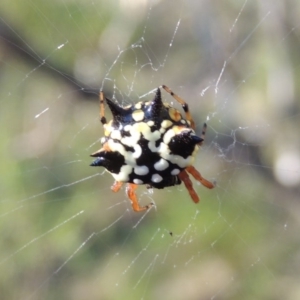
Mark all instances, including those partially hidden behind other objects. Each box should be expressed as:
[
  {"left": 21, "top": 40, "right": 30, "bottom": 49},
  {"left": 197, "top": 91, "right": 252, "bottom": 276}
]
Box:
[{"left": 1, "top": 0, "right": 300, "bottom": 299}]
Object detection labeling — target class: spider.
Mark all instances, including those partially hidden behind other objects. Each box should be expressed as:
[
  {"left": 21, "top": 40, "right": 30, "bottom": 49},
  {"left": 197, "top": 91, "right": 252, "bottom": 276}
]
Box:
[{"left": 90, "top": 85, "right": 214, "bottom": 212}]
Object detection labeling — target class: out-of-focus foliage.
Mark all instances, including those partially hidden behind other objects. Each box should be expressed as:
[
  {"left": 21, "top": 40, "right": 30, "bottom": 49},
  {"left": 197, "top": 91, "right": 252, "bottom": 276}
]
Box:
[{"left": 1, "top": 1, "right": 300, "bottom": 299}]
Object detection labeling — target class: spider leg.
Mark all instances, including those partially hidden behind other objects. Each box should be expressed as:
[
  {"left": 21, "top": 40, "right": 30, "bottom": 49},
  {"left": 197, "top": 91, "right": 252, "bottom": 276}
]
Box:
[
  {"left": 199, "top": 123, "right": 207, "bottom": 146},
  {"left": 186, "top": 166, "right": 214, "bottom": 189},
  {"left": 179, "top": 169, "right": 200, "bottom": 203},
  {"left": 99, "top": 91, "right": 107, "bottom": 125},
  {"left": 111, "top": 181, "right": 123, "bottom": 192},
  {"left": 126, "top": 183, "right": 154, "bottom": 212},
  {"left": 162, "top": 85, "right": 195, "bottom": 130}
]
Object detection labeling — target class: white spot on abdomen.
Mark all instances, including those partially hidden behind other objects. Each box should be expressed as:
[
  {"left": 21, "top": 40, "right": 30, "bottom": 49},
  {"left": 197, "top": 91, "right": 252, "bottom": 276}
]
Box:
[
  {"left": 134, "top": 165, "right": 149, "bottom": 175},
  {"left": 154, "top": 158, "right": 169, "bottom": 171},
  {"left": 163, "top": 129, "right": 175, "bottom": 144},
  {"left": 110, "top": 130, "right": 122, "bottom": 140},
  {"left": 112, "top": 165, "right": 132, "bottom": 182},
  {"left": 132, "top": 109, "right": 145, "bottom": 122},
  {"left": 161, "top": 120, "right": 172, "bottom": 128},
  {"left": 171, "top": 169, "right": 180, "bottom": 175},
  {"left": 133, "top": 178, "right": 143, "bottom": 184},
  {"left": 133, "top": 144, "right": 142, "bottom": 159},
  {"left": 152, "top": 174, "right": 163, "bottom": 183}
]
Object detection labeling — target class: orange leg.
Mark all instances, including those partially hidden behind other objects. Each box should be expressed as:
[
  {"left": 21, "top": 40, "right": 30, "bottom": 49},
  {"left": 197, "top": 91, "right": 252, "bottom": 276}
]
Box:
[
  {"left": 162, "top": 85, "right": 195, "bottom": 130},
  {"left": 186, "top": 166, "right": 214, "bottom": 189},
  {"left": 126, "top": 183, "right": 153, "bottom": 212},
  {"left": 199, "top": 123, "right": 207, "bottom": 146},
  {"left": 111, "top": 181, "right": 123, "bottom": 192},
  {"left": 99, "top": 91, "right": 106, "bottom": 125},
  {"left": 179, "top": 170, "right": 200, "bottom": 203}
]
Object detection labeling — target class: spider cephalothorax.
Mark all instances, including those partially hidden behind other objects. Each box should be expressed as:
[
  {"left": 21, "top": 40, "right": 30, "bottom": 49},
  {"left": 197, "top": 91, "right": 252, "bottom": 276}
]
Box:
[{"left": 90, "top": 85, "right": 214, "bottom": 212}]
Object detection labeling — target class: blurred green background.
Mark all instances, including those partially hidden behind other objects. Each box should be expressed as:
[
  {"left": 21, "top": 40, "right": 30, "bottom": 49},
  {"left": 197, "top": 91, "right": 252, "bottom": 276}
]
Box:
[{"left": 1, "top": 0, "right": 300, "bottom": 299}]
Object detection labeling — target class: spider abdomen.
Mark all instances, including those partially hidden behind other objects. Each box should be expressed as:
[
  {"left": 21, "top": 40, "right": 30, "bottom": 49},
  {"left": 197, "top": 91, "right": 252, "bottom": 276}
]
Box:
[{"left": 91, "top": 88, "right": 200, "bottom": 188}]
